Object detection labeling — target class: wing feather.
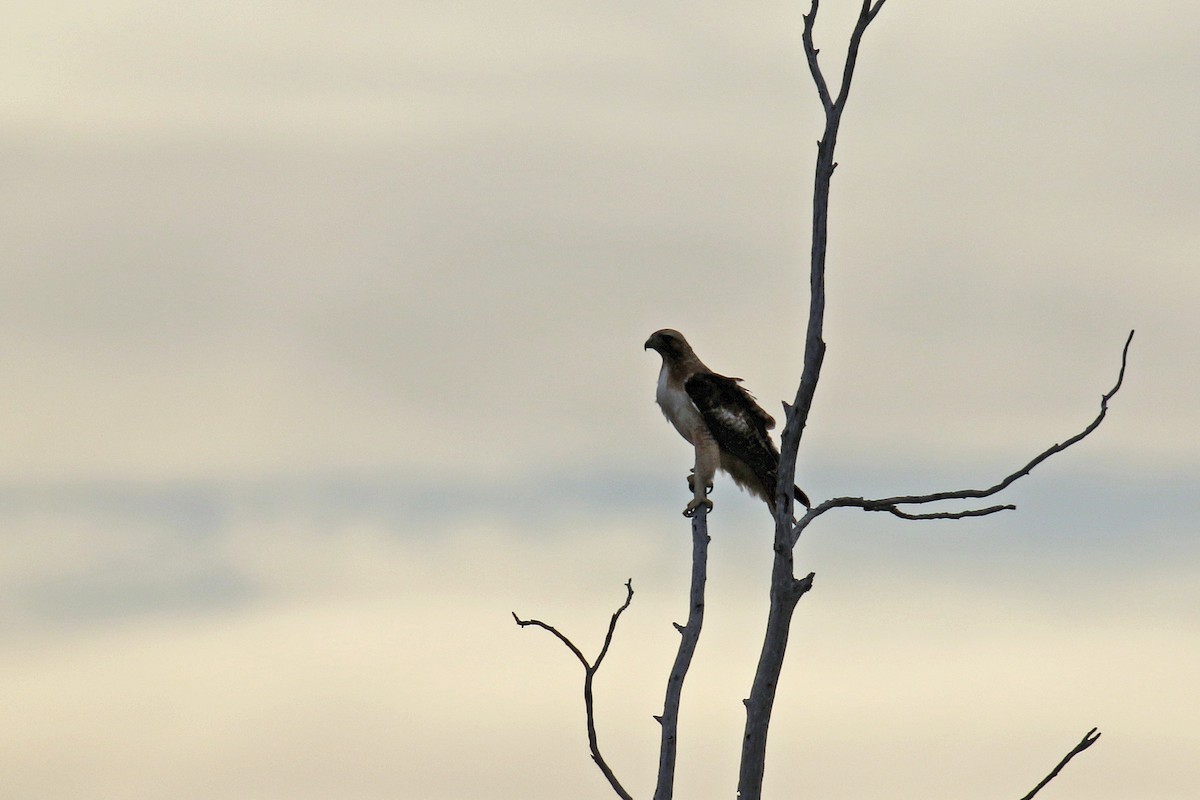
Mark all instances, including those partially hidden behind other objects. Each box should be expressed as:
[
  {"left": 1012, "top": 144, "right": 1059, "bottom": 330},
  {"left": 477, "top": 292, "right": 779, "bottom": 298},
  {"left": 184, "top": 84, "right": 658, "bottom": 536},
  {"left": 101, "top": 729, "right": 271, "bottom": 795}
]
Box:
[{"left": 684, "top": 372, "right": 780, "bottom": 498}]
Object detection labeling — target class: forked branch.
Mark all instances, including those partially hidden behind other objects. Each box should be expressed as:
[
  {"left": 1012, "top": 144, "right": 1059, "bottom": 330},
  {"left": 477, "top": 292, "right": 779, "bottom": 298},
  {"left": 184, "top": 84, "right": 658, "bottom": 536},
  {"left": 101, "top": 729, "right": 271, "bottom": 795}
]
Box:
[
  {"left": 791, "top": 330, "right": 1135, "bottom": 545},
  {"left": 802, "top": 0, "right": 887, "bottom": 113},
  {"left": 776, "top": 0, "right": 888, "bottom": 523},
  {"left": 1019, "top": 728, "right": 1102, "bottom": 800},
  {"left": 513, "top": 581, "right": 636, "bottom": 800}
]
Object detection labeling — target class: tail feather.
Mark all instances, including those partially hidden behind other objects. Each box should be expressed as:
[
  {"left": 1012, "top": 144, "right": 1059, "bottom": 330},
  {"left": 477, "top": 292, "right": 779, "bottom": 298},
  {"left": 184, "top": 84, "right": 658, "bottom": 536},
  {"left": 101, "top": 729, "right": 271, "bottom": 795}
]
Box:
[
  {"left": 794, "top": 484, "right": 810, "bottom": 509},
  {"left": 759, "top": 474, "right": 812, "bottom": 510}
]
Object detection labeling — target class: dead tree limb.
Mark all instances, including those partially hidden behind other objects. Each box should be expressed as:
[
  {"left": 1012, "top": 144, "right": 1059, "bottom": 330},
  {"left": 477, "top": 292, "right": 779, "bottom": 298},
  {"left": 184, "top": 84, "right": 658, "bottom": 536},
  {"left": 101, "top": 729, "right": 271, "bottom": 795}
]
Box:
[
  {"left": 1019, "top": 728, "right": 1102, "bottom": 800},
  {"left": 791, "top": 330, "right": 1135, "bottom": 546},
  {"left": 653, "top": 508, "right": 711, "bottom": 800},
  {"left": 513, "top": 581, "right": 636, "bottom": 800},
  {"left": 741, "top": 2, "right": 887, "bottom": 798}
]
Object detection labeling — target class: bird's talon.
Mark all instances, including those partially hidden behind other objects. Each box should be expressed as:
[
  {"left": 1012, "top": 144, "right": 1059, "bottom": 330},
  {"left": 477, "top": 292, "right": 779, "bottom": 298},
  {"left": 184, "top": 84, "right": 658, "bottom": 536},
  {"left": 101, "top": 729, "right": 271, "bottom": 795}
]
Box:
[{"left": 683, "top": 498, "right": 713, "bottom": 517}]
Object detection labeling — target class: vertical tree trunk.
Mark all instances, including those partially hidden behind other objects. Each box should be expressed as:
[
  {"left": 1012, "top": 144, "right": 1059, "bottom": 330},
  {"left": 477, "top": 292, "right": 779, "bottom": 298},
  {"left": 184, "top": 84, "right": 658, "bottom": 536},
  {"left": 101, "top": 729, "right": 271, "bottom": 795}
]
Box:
[
  {"left": 738, "top": 110, "right": 837, "bottom": 800},
  {"left": 653, "top": 510, "right": 711, "bottom": 800},
  {"left": 737, "top": 556, "right": 813, "bottom": 798},
  {"left": 737, "top": 2, "right": 885, "bottom": 795}
]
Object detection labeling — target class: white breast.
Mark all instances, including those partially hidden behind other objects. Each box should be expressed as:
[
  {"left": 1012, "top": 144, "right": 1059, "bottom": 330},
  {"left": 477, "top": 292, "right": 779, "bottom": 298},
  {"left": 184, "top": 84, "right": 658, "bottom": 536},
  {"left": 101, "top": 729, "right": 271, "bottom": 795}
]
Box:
[{"left": 656, "top": 364, "right": 706, "bottom": 445}]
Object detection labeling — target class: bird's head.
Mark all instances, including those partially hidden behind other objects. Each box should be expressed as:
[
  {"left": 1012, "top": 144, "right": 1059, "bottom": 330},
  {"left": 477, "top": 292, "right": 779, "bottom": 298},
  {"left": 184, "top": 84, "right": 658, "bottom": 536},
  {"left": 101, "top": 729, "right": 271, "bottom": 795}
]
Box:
[{"left": 644, "top": 329, "right": 691, "bottom": 360}]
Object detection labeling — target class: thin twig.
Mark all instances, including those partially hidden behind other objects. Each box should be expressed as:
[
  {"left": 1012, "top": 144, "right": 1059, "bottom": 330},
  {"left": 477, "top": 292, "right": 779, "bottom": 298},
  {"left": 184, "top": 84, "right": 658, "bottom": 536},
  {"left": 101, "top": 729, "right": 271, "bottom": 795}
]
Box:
[
  {"left": 513, "top": 581, "right": 636, "bottom": 800},
  {"left": 511, "top": 614, "right": 590, "bottom": 668},
  {"left": 792, "top": 330, "right": 1134, "bottom": 545},
  {"left": 594, "top": 580, "right": 636, "bottom": 669},
  {"left": 1019, "top": 728, "right": 1102, "bottom": 800}
]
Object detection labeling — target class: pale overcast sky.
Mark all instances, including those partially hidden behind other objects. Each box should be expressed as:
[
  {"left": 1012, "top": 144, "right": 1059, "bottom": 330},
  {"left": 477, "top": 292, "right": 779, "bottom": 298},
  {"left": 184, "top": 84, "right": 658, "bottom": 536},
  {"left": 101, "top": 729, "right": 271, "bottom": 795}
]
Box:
[{"left": 2, "top": 2, "right": 1197, "bottom": 798}]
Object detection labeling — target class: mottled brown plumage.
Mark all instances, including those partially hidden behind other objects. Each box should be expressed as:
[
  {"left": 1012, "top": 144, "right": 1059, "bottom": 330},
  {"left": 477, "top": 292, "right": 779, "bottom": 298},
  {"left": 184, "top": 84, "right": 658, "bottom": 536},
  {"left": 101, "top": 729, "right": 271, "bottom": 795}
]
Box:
[{"left": 644, "top": 329, "right": 809, "bottom": 516}]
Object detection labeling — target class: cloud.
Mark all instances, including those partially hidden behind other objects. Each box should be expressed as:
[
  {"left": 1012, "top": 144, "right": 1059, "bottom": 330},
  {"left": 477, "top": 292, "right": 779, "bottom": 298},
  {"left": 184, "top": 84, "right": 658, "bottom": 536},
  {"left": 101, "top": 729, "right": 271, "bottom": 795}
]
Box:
[
  {"left": 1, "top": 477, "right": 1196, "bottom": 798},
  {"left": 2, "top": 1, "right": 1197, "bottom": 483},
  {"left": 0, "top": 3, "right": 1196, "bottom": 795}
]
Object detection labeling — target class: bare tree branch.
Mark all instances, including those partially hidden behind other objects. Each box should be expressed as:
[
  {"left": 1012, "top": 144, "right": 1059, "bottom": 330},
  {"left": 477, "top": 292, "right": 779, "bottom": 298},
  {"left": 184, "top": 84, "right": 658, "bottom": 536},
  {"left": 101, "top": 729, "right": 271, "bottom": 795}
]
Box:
[
  {"left": 834, "top": 0, "right": 888, "bottom": 112},
  {"left": 878, "top": 330, "right": 1132, "bottom": 505},
  {"left": 1019, "top": 728, "right": 1102, "bottom": 800},
  {"left": 801, "top": 1, "right": 834, "bottom": 111},
  {"left": 513, "top": 581, "right": 636, "bottom": 800},
  {"left": 653, "top": 509, "right": 711, "bottom": 800},
  {"left": 511, "top": 614, "right": 590, "bottom": 669},
  {"left": 790, "top": 330, "right": 1135, "bottom": 546},
  {"left": 879, "top": 503, "right": 1016, "bottom": 521}
]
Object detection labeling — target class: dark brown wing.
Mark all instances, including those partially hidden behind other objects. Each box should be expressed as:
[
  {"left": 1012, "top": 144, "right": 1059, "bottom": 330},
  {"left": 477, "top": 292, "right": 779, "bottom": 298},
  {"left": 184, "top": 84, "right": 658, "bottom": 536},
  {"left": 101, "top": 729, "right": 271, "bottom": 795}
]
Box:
[
  {"left": 685, "top": 373, "right": 779, "bottom": 488},
  {"left": 685, "top": 372, "right": 810, "bottom": 508}
]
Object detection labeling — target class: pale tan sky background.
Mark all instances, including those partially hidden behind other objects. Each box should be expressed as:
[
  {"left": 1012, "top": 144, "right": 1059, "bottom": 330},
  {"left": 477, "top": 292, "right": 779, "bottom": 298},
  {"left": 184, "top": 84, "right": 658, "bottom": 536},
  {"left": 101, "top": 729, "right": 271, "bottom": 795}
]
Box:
[{"left": 1, "top": 1, "right": 1197, "bottom": 798}]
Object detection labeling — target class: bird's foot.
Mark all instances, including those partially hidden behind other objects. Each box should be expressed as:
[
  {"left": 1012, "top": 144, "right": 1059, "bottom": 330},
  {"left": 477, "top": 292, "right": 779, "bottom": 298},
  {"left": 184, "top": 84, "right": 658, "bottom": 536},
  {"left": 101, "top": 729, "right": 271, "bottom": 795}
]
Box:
[{"left": 683, "top": 497, "right": 713, "bottom": 517}]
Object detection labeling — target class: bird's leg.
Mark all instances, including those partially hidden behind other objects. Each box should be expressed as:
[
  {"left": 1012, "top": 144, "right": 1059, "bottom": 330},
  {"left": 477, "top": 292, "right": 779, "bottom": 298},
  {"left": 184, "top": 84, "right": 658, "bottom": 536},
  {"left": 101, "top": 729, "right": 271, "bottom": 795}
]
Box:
[
  {"left": 684, "top": 436, "right": 719, "bottom": 517},
  {"left": 686, "top": 468, "right": 713, "bottom": 495}
]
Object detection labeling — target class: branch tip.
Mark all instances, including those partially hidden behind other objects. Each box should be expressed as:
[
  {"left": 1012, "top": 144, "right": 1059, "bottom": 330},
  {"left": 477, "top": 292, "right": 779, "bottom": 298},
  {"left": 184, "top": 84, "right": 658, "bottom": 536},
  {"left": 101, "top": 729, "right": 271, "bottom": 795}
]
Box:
[{"left": 1019, "top": 727, "right": 1104, "bottom": 800}]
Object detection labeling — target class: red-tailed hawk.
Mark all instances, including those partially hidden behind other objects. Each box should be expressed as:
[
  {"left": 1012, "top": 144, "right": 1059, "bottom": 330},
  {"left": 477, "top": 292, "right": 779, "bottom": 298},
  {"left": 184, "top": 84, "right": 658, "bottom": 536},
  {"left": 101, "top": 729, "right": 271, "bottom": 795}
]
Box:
[{"left": 645, "top": 329, "right": 810, "bottom": 517}]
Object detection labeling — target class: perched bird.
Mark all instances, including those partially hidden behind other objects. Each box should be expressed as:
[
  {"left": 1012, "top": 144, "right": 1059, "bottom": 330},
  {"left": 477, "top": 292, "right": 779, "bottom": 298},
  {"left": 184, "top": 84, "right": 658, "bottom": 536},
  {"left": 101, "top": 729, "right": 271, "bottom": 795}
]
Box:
[{"left": 645, "top": 328, "right": 810, "bottom": 517}]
